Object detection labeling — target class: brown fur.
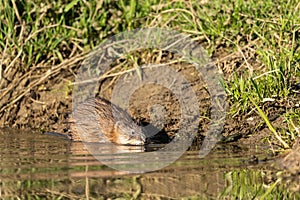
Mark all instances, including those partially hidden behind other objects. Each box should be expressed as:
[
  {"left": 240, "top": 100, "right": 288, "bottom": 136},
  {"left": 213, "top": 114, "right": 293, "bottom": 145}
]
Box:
[{"left": 68, "top": 97, "right": 146, "bottom": 145}]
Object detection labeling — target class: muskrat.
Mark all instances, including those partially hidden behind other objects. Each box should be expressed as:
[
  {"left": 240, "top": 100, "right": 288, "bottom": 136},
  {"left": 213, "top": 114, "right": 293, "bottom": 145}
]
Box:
[{"left": 68, "top": 97, "right": 146, "bottom": 145}]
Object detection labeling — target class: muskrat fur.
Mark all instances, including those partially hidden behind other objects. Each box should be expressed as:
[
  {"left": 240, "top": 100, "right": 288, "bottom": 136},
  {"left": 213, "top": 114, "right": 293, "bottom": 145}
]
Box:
[{"left": 68, "top": 97, "right": 146, "bottom": 145}]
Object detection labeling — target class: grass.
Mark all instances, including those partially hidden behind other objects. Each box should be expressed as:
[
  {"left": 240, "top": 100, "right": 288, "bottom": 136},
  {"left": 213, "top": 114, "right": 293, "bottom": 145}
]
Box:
[
  {"left": 0, "top": 0, "right": 299, "bottom": 197},
  {"left": 0, "top": 0, "right": 156, "bottom": 67},
  {"left": 0, "top": 1, "right": 299, "bottom": 140},
  {"left": 249, "top": 96, "right": 290, "bottom": 148}
]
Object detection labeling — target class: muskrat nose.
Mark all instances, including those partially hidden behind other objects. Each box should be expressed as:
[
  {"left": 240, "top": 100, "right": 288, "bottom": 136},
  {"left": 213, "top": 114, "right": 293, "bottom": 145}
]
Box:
[{"left": 130, "top": 129, "right": 146, "bottom": 144}]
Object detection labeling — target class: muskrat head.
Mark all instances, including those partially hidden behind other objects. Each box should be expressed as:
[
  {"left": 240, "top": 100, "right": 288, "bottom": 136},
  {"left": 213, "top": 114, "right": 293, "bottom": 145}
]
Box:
[{"left": 114, "top": 121, "right": 146, "bottom": 145}]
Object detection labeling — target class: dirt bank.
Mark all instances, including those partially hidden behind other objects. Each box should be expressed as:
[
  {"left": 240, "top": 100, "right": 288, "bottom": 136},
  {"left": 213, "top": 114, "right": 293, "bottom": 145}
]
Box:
[{"left": 1, "top": 49, "right": 299, "bottom": 150}]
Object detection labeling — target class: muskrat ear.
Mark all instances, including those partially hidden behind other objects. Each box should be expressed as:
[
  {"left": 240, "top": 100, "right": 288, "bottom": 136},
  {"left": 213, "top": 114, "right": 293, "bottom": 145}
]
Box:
[{"left": 115, "top": 121, "right": 136, "bottom": 135}]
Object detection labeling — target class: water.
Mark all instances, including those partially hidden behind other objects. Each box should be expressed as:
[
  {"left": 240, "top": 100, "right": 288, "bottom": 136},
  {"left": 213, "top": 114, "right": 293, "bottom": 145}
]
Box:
[{"left": 0, "top": 128, "right": 298, "bottom": 199}]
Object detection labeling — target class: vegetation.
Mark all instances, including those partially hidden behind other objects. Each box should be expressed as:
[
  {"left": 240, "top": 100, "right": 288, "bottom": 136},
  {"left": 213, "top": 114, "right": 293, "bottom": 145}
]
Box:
[
  {"left": 0, "top": 0, "right": 299, "bottom": 198},
  {"left": 1, "top": 0, "right": 299, "bottom": 146}
]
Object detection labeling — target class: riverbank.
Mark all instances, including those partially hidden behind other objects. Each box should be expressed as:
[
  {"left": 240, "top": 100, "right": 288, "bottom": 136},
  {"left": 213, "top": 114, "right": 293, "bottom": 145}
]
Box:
[{"left": 0, "top": 0, "right": 299, "bottom": 177}]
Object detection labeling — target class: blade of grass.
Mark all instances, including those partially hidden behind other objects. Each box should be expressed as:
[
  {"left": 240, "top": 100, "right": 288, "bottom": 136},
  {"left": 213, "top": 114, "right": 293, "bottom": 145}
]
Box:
[
  {"left": 249, "top": 97, "right": 289, "bottom": 149},
  {"left": 64, "top": 0, "right": 80, "bottom": 13}
]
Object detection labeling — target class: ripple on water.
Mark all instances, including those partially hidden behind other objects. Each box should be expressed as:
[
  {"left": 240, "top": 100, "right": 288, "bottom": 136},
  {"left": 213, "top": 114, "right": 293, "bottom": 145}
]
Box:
[{"left": 0, "top": 128, "right": 297, "bottom": 199}]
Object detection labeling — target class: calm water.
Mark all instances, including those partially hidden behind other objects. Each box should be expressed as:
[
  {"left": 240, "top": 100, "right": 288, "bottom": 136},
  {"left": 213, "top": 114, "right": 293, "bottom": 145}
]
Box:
[{"left": 0, "top": 128, "right": 298, "bottom": 199}]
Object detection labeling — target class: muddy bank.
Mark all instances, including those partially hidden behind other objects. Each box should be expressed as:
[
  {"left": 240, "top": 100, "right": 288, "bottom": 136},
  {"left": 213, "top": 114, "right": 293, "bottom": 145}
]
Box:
[{"left": 1, "top": 55, "right": 299, "bottom": 149}]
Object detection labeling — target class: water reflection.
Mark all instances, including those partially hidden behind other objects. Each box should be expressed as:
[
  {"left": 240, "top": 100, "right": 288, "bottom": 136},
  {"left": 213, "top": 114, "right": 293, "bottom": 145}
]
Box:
[{"left": 0, "top": 128, "right": 298, "bottom": 199}]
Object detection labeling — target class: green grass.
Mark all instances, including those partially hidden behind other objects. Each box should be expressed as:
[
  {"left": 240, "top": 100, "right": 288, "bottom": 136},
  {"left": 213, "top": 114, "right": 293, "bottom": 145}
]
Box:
[
  {"left": 0, "top": 1, "right": 299, "bottom": 142},
  {"left": 0, "top": 0, "right": 158, "bottom": 68},
  {"left": 0, "top": 3, "right": 299, "bottom": 198},
  {"left": 141, "top": 0, "right": 299, "bottom": 148}
]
